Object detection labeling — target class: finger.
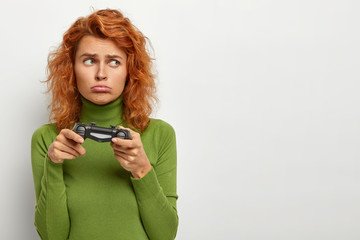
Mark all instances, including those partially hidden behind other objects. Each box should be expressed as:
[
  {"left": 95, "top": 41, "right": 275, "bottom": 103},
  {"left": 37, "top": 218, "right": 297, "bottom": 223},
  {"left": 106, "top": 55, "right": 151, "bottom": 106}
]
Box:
[
  {"left": 113, "top": 148, "right": 134, "bottom": 160},
  {"left": 115, "top": 147, "right": 138, "bottom": 157},
  {"left": 118, "top": 126, "right": 137, "bottom": 139},
  {"left": 56, "top": 133, "right": 86, "bottom": 156},
  {"left": 111, "top": 137, "right": 137, "bottom": 148},
  {"left": 63, "top": 138, "right": 86, "bottom": 156},
  {"left": 61, "top": 151, "right": 79, "bottom": 160},
  {"left": 53, "top": 141, "right": 81, "bottom": 158},
  {"left": 113, "top": 150, "right": 128, "bottom": 165},
  {"left": 111, "top": 142, "right": 128, "bottom": 153},
  {"left": 51, "top": 147, "right": 78, "bottom": 161},
  {"left": 110, "top": 141, "right": 133, "bottom": 153},
  {"left": 113, "top": 149, "right": 126, "bottom": 158},
  {"left": 61, "top": 129, "right": 84, "bottom": 144},
  {"left": 118, "top": 158, "right": 130, "bottom": 169},
  {"left": 114, "top": 150, "right": 137, "bottom": 162}
]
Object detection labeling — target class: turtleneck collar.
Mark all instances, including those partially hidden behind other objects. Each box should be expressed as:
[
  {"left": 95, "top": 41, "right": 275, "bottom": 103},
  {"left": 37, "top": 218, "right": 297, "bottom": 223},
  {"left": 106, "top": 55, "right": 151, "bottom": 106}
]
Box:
[{"left": 79, "top": 95, "right": 125, "bottom": 127}]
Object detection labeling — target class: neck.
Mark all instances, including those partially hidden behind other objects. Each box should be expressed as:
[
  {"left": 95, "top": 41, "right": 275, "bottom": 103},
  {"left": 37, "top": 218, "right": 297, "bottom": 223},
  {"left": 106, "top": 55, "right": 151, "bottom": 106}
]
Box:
[{"left": 79, "top": 95, "right": 124, "bottom": 127}]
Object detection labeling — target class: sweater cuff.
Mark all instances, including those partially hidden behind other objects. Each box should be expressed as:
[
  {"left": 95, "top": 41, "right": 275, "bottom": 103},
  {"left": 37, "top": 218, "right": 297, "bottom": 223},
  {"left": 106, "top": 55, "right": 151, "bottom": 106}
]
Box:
[{"left": 130, "top": 168, "right": 162, "bottom": 201}]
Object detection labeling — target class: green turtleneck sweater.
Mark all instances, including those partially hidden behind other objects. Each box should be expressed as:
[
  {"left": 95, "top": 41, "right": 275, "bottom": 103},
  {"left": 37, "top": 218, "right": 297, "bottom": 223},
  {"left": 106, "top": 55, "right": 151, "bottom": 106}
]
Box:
[{"left": 31, "top": 96, "right": 178, "bottom": 240}]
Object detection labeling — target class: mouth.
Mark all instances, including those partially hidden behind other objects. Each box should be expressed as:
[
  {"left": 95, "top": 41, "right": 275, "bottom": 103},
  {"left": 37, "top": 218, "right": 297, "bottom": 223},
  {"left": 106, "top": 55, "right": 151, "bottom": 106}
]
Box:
[{"left": 91, "top": 85, "right": 111, "bottom": 93}]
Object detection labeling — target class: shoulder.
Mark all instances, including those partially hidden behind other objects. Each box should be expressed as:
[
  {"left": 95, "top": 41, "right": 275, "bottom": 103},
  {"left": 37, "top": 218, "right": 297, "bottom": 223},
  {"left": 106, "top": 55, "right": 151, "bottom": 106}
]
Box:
[
  {"left": 140, "top": 118, "right": 176, "bottom": 147},
  {"left": 31, "top": 123, "right": 59, "bottom": 146},
  {"left": 147, "top": 118, "right": 176, "bottom": 138},
  {"left": 32, "top": 123, "right": 58, "bottom": 138},
  {"left": 141, "top": 119, "right": 177, "bottom": 162}
]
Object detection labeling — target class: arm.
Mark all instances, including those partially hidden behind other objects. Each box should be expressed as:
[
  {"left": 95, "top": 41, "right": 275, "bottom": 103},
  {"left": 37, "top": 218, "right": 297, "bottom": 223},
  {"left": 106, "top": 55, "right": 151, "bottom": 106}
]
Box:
[
  {"left": 31, "top": 125, "right": 70, "bottom": 240},
  {"left": 130, "top": 122, "right": 178, "bottom": 240}
]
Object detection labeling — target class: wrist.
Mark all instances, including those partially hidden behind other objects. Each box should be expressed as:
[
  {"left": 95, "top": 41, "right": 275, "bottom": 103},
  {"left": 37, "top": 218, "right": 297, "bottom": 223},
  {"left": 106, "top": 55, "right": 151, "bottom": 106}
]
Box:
[{"left": 131, "top": 164, "right": 152, "bottom": 179}]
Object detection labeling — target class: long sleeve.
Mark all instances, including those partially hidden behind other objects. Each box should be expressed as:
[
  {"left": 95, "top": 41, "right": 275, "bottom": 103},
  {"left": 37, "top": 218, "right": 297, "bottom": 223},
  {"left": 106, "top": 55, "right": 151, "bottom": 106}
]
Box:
[
  {"left": 131, "top": 121, "right": 178, "bottom": 240},
  {"left": 31, "top": 125, "right": 70, "bottom": 240}
]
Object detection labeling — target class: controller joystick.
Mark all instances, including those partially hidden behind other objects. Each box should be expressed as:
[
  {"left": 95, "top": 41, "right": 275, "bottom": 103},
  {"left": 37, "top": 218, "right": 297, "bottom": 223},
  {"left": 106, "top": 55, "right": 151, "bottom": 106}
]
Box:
[{"left": 72, "top": 122, "right": 132, "bottom": 142}]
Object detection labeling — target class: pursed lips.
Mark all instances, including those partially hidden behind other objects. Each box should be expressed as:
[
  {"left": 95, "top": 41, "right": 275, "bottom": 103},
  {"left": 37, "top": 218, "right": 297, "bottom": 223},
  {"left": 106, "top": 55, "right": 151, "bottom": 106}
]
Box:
[{"left": 91, "top": 85, "right": 111, "bottom": 93}]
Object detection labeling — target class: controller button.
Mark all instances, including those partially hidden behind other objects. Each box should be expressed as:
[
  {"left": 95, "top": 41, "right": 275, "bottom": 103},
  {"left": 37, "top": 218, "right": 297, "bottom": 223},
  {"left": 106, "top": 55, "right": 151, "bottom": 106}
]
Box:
[
  {"left": 77, "top": 126, "right": 86, "bottom": 137},
  {"left": 117, "top": 132, "right": 126, "bottom": 138}
]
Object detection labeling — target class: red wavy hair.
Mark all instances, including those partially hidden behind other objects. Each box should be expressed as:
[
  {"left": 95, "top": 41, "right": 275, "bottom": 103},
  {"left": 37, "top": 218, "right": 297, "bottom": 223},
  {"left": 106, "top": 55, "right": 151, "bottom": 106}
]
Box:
[{"left": 44, "top": 9, "right": 158, "bottom": 133}]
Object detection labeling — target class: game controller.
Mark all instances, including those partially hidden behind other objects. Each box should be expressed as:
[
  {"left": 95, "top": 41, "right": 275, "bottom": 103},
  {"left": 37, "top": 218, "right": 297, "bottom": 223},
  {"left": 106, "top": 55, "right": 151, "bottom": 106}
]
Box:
[{"left": 72, "top": 122, "right": 132, "bottom": 142}]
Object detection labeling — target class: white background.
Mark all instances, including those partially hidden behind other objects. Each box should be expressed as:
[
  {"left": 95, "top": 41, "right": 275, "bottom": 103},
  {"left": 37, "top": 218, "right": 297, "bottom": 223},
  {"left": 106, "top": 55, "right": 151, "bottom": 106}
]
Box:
[{"left": 1, "top": 0, "right": 359, "bottom": 239}]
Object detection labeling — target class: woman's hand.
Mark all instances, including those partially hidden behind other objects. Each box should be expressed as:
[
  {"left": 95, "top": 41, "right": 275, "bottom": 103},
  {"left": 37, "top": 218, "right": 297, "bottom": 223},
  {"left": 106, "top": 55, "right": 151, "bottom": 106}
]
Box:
[
  {"left": 111, "top": 126, "right": 152, "bottom": 179},
  {"left": 47, "top": 129, "right": 86, "bottom": 163}
]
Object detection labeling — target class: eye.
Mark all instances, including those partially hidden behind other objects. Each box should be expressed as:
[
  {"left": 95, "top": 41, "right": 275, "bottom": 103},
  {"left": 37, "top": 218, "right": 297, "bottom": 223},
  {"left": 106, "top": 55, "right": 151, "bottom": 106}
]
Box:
[
  {"left": 109, "top": 60, "right": 120, "bottom": 67},
  {"left": 84, "top": 59, "right": 94, "bottom": 65}
]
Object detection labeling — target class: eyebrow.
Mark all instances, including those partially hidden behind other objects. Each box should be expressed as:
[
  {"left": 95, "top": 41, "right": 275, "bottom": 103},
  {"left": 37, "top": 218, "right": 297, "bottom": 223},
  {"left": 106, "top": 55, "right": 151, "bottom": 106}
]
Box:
[{"left": 79, "top": 53, "right": 124, "bottom": 60}]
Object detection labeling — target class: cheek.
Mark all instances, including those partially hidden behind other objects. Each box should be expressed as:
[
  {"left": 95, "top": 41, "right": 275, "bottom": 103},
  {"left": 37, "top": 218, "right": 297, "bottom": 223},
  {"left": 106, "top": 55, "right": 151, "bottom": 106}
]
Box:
[
  {"left": 113, "top": 68, "right": 128, "bottom": 85},
  {"left": 74, "top": 70, "right": 90, "bottom": 97},
  {"left": 120, "top": 67, "right": 128, "bottom": 82},
  {"left": 74, "top": 66, "right": 89, "bottom": 88},
  {"left": 74, "top": 65, "right": 81, "bottom": 83}
]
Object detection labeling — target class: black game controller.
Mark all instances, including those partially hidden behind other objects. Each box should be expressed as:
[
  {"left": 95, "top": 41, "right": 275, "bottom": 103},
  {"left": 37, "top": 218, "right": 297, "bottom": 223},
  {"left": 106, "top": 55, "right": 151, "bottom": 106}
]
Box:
[{"left": 72, "top": 122, "right": 132, "bottom": 142}]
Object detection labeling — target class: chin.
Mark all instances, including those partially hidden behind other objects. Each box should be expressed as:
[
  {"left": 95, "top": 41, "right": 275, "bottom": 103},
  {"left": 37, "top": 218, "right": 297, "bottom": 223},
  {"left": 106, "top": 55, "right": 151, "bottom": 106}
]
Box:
[
  {"left": 89, "top": 95, "right": 115, "bottom": 105},
  {"left": 95, "top": 99, "right": 114, "bottom": 105},
  {"left": 94, "top": 100, "right": 109, "bottom": 105}
]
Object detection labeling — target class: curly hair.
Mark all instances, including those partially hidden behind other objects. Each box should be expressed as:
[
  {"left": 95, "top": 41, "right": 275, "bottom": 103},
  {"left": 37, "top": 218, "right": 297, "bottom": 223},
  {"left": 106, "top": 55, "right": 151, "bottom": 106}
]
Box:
[{"left": 44, "top": 9, "right": 158, "bottom": 133}]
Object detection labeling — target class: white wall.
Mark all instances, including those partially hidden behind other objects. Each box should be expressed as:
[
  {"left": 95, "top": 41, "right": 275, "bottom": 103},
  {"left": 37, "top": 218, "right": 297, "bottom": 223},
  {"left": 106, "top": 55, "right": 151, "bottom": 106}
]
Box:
[{"left": 1, "top": 0, "right": 359, "bottom": 239}]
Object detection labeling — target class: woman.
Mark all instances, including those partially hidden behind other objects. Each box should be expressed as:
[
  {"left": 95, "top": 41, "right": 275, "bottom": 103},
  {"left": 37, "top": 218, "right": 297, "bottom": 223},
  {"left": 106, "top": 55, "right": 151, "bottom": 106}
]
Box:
[{"left": 31, "top": 9, "right": 178, "bottom": 240}]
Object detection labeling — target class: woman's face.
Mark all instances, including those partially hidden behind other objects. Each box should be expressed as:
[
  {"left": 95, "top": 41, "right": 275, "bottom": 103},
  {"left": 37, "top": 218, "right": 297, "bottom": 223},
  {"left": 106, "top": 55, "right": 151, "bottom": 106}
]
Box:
[{"left": 74, "top": 35, "right": 128, "bottom": 105}]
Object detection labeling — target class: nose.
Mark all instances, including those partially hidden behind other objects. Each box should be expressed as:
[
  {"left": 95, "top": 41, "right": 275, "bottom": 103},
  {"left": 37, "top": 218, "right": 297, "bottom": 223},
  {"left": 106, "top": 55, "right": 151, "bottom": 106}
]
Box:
[{"left": 95, "top": 63, "right": 107, "bottom": 81}]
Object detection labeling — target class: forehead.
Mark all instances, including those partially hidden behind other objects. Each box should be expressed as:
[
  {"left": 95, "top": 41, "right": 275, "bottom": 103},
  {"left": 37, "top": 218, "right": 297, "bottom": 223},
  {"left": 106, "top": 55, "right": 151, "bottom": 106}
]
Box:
[{"left": 76, "top": 35, "right": 126, "bottom": 58}]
